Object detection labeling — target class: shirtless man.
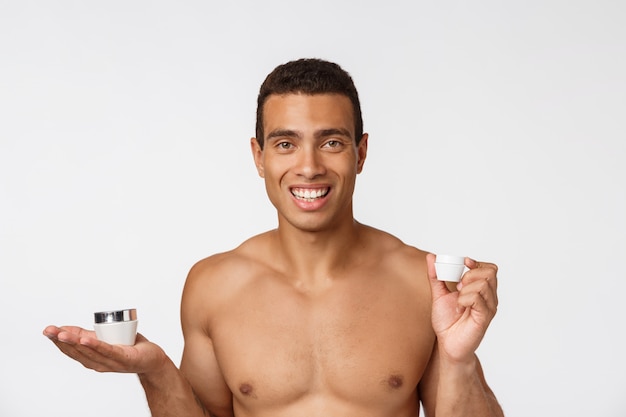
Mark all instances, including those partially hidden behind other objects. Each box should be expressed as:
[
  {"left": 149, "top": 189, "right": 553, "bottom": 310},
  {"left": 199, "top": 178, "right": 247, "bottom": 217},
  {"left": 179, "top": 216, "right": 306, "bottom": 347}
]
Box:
[{"left": 44, "top": 58, "right": 503, "bottom": 417}]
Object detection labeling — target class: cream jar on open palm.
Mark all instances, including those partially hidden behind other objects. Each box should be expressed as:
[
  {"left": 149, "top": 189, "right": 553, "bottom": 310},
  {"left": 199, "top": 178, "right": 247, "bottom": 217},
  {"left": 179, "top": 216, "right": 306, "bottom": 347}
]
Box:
[{"left": 93, "top": 308, "right": 138, "bottom": 345}]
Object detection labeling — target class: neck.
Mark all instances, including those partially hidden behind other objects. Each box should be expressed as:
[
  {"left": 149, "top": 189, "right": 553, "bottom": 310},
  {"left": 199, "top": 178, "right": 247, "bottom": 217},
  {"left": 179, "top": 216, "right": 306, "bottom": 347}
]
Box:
[{"left": 272, "top": 217, "right": 363, "bottom": 290}]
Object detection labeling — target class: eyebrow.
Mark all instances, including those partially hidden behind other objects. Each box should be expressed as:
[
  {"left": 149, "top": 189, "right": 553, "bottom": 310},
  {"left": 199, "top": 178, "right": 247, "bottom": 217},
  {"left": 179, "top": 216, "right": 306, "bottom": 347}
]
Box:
[
  {"left": 266, "top": 129, "right": 300, "bottom": 141},
  {"left": 315, "top": 128, "right": 352, "bottom": 140},
  {"left": 266, "top": 128, "right": 353, "bottom": 142}
]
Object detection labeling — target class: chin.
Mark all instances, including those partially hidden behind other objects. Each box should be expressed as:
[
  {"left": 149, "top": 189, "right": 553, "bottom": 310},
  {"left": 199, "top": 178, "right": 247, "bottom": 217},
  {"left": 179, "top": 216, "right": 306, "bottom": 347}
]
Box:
[{"left": 283, "top": 217, "right": 335, "bottom": 233}]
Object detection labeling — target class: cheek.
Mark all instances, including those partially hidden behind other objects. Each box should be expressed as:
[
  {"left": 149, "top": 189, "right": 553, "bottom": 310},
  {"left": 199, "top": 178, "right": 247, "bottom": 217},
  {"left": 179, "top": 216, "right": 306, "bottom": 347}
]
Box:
[
  {"left": 264, "top": 156, "right": 293, "bottom": 179},
  {"left": 262, "top": 162, "right": 289, "bottom": 189}
]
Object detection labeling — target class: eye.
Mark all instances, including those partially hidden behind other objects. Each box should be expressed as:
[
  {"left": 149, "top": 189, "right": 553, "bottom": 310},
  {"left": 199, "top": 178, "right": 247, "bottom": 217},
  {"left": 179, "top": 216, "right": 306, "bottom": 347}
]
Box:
[
  {"left": 277, "top": 141, "right": 294, "bottom": 150},
  {"left": 324, "top": 140, "right": 342, "bottom": 149}
]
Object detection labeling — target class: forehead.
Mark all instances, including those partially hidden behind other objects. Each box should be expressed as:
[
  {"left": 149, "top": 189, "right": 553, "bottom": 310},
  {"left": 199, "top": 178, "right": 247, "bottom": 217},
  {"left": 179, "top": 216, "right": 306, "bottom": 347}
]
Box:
[{"left": 263, "top": 93, "right": 354, "bottom": 135}]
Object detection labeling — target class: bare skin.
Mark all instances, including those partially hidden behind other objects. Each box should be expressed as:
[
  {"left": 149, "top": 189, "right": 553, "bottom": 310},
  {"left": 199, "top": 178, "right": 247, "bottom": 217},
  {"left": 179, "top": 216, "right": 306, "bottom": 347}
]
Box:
[{"left": 44, "top": 93, "right": 502, "bottom": 417}]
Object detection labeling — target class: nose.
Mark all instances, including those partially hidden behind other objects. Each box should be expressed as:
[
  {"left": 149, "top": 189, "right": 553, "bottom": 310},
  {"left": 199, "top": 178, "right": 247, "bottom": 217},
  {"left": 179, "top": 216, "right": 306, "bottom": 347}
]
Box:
[{"left": 296, "top": 146, "right": 326, "bottom": 179}]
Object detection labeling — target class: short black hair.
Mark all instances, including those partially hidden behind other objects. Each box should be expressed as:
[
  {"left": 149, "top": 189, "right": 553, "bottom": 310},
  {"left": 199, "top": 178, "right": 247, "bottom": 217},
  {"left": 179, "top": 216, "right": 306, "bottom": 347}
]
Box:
[{"left": 255, "top": 58, "right": 363, "bottom": 149}]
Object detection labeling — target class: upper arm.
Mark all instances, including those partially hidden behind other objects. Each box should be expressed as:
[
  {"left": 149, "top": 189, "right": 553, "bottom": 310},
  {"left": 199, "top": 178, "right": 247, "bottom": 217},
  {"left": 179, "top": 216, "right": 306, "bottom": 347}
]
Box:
[{"left": 179, "top": 261, "right": 234, "bottom": 417}]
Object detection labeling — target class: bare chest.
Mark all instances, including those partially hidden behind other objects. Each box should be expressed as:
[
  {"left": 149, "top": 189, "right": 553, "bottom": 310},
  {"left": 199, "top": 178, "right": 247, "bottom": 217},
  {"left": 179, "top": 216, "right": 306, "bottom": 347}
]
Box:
[{"left": 210, "top": 277, "right": 435, "bottom": 410}]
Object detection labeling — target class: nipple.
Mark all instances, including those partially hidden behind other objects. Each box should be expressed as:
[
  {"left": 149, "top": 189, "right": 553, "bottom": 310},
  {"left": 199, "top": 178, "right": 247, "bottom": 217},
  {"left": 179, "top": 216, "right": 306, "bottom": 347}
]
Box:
[
  {"left": 387, "top": 375, "right": 403, "bottom": 389},
  {"left": 239, "top": 383, "right": 254, "bottom": 396}
]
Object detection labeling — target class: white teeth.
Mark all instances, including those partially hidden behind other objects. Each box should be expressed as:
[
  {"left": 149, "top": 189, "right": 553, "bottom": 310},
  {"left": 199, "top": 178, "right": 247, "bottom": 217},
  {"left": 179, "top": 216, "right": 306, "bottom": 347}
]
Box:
[{"left": 292, "top": 188, "right": 329, "bottom": 201}]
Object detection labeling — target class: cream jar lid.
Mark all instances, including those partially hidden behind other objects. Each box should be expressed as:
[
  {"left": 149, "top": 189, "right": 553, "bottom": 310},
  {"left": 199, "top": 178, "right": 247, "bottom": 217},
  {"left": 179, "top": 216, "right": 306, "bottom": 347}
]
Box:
[
  {"left": 94, "top": 308, "right": 137, "bottom": 324},
  {"left": 435, "top": 254, "right": 465, "bottom": 265}
]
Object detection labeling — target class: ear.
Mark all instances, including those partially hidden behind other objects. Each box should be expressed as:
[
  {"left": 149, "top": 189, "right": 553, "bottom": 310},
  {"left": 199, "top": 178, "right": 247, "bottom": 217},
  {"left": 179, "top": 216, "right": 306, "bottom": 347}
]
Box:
[
  {"left": 250, "top": 137, "right": 265, "bottom": 178},
  {"left": 356, "top": 133, "right": 368, "bottom": 174}
]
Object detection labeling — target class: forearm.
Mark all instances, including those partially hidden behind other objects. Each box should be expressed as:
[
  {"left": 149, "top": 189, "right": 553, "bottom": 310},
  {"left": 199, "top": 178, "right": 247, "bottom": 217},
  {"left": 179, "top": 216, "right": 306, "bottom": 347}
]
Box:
[
  {"left": 138, "top": 356, "right": 209, "bottom": 417},
  {"left": 435, "top": 354, "right": 503, "bottom": 417}
]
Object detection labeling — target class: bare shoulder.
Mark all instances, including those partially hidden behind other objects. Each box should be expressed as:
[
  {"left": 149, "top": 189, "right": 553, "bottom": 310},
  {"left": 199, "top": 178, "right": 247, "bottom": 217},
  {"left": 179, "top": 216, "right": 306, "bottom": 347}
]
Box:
[
  {"left": 359, "top": 224, "right": 429, "bottom": 274},
  {"left": 181, "top": 231, "right": 274, "bottom": 330}
]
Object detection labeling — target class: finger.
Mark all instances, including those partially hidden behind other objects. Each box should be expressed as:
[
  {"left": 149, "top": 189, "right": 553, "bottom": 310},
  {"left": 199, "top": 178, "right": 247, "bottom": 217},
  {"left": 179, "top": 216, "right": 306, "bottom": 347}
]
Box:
[
  {"left": 43, "top": 325, "right": 61, "bottom": 339},
  {"left": 459, "top": 278, "right": 499, "bottom": 311},
  {"left": 59, "top": 325, "right": 98, "bottom": 339},
  {"left": 457, "top": 290, "right": 489, "bottom": 316},
  {"left": 47, "top": 327, "right": 111, "bottom": 361},
  {"left": 44, "top": 325, "right": 97, "bottom": 343},
  {"left": 465, "top": 258, "right": 498, "bottom": 275},
  {"left": 55, "top": 327, "right": 97, "bottom": 346},
  {"left": 461, "top": 260, "right": 498, "bottom": 288},
  {"left": 426, "top": 253, "right": 451, "bottom": 300},
  {"left": 461, "top": 273, "right": 498, "bottom": 299},
  {"left": 457, "top": 281, "right": 498, "bottom": 320}
]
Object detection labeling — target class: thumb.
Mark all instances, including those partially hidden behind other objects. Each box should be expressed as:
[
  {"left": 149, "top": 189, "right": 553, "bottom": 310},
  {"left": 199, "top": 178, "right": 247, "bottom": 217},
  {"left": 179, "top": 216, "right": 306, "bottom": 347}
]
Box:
[{"left": 426, "top": 253, "right": 451, "bottom": 300}]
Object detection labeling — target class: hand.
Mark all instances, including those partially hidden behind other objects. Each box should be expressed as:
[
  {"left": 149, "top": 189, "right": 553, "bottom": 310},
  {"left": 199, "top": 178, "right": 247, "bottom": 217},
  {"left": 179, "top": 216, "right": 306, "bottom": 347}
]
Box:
[
  {"left": 426, "top": 253, "right": 499, "bottom": 364},
  {"left": 43, "top": 325, "right": 167, "bottom": 374}
]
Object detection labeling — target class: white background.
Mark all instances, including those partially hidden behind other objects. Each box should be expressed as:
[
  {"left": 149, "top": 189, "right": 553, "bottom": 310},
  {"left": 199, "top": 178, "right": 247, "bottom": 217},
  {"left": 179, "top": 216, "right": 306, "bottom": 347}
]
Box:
[{"left": 1, "top": 1, "right": 625, "bottom": 416}]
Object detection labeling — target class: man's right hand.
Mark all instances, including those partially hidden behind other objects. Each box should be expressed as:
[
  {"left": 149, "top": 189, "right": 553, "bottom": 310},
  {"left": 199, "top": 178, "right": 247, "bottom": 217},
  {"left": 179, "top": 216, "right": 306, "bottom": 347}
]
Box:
[{"left": 43, "top": 325, "right": 167, "bottom": 375}]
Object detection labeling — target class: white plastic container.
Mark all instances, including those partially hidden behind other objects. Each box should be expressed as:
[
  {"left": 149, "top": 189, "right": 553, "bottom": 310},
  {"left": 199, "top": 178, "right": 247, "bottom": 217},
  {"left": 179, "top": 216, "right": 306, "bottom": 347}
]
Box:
[
  {"left": 434, "top": 254, "right": 466, "bottom": 282},
  {"left": 93, "top": 308, "right": 138, "bottom": 345}
]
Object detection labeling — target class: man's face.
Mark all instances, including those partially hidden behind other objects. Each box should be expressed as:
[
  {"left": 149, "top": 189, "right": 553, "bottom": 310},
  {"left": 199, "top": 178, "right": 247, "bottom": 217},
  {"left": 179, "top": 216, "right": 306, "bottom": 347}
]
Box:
[{"left": 251, "top": 93, "right": 368, "bottom": 233}]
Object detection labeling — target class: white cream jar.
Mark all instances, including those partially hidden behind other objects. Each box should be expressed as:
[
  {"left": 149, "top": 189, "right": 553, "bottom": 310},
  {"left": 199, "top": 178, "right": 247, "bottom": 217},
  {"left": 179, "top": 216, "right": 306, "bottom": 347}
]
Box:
[{"left": 93, "top": 308, "right": 138, "bottom": 345}]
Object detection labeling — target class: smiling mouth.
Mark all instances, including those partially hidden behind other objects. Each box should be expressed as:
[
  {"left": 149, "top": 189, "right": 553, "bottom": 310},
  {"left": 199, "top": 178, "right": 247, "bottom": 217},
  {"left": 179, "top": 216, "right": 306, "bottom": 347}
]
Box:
[{"left": 291, "top": 187, "right": 330, "bottom": 202}]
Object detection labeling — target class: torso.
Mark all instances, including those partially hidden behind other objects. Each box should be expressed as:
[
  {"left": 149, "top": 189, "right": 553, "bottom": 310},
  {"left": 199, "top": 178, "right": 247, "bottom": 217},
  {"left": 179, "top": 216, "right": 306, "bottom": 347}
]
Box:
[{"left": 189, "top": 225, "right": 435, "bottom": 417}]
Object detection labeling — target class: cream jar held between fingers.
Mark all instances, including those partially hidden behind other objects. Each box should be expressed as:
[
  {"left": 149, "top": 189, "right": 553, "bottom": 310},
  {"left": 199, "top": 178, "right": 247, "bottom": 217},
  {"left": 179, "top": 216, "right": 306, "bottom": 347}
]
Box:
[{"left": 434, "top": 254, "right": 466, "bottom": 282}]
